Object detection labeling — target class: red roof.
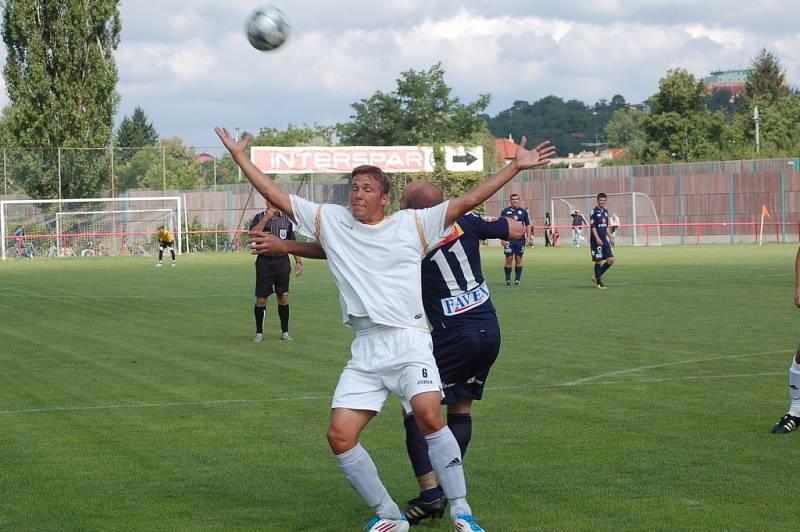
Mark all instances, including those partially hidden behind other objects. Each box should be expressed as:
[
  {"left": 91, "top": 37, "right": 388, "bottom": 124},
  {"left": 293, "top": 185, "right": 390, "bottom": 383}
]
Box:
[{"left": 495, "top": 137, "right": 517, "bottom": 160}]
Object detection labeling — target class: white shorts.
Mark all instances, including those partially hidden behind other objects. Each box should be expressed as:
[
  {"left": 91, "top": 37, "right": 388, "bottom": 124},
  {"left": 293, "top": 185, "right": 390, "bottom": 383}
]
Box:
[{"left": 332, "top": 326, "right": 443, "bottom": 414}]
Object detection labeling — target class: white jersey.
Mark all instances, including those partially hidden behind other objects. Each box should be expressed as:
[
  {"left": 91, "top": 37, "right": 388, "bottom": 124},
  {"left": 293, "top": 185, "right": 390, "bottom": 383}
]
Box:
[{"left": 290, "top": 194, "right": 451, "bottom": 331}]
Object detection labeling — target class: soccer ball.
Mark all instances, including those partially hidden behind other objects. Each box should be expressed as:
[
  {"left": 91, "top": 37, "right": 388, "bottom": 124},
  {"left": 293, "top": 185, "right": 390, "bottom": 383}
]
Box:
[{"left": 245, "top": 7, "right": 290, "bottom": 51}]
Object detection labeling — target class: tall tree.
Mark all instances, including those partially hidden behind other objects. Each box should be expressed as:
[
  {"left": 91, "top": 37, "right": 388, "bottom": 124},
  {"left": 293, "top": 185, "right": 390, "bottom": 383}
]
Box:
[
  {"left": 2, "top": 0, "right": 121, "bottom": 198},
  {"left": 337, "top": 63, "right": 491, "bottom": 146},
  {"left": 745, "top": 49, "right": 790, "bottom": 104}
]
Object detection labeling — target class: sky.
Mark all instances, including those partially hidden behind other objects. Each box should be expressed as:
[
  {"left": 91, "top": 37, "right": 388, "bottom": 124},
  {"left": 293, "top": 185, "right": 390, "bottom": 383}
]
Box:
[{"left": 2, "top": 0, "right": 798, "bottom": 149}]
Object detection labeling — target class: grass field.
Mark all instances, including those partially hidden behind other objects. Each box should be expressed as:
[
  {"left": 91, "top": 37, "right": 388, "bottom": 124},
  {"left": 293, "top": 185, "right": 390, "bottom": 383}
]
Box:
[{"left": 1, "top": 244, "right": 797, "bottom": 531}]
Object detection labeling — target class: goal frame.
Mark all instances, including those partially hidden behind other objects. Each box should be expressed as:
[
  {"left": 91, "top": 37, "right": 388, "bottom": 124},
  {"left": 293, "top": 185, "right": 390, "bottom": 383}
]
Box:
[{"left": 1, "top": 196, "right": 182, "bottom": 260}]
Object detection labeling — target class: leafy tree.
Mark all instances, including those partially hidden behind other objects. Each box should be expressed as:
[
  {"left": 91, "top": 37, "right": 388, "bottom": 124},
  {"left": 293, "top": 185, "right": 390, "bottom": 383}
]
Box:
[
  {"left": 2, "top": 0, "right": 121, "bottom": 198},
  {"left": 642, "top": 69, "right": 726, "bottom": 162},
  {"left": 604, "top": 108, "right": 648, "bottom": 160},
  {"left": 337, "top": 63, "right": 491, "bottom": 146},
  {"left": 745, "top": 49, "right": 790, "bottom": 104},
  {"left": 115, "top": 138, "right": 204, "bottom": 191},
  {"left": 251, "top": 124, "right": 335, "bottom": 147}
]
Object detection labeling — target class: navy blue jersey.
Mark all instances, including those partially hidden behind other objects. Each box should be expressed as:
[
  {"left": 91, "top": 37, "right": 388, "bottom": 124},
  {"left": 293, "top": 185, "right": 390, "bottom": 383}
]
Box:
[
  {"left": 421, "top": 213, "right": 509, "bottom": 331},
  {"left": 500, "top": 207, "right": 529, "bottom": 243},
  {"left": 590, "top": 206, "right": 609, "bottom": 245}
]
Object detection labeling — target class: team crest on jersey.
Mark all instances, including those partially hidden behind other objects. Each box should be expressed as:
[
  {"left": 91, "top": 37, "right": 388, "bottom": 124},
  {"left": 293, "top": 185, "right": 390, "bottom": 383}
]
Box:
[
  {"left": 279, "top": 229, "right": 287, "bottom": 239},
  {"left": 440, "top": 281, "right": 490, "bottom": 316}
]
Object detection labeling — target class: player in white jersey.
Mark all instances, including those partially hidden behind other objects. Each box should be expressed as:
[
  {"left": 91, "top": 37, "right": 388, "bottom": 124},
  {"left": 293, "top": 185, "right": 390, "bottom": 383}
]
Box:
[{"left": 216, "top": 126, "right": 555, "bottom": 532}]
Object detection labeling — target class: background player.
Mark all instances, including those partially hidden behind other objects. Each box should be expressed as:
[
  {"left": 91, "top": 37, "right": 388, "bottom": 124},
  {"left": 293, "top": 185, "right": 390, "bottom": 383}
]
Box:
[
  {"left": 155, "top": 225, "right": 175, "bottom": 267},
  {"left": 771, "top": 246, "right": 800, "bottom": 433},
  {"left": 249, "top": 206, "right": 302, "bottom": 342},
  {"left": 247, "top": 181, "right": 526, "bottom": 524},
  {"left": 500, "top": 193, "right": 531, "bottom": 286},
  {"left": 590, "top": 193, "right": 614, "bottom": 289}
]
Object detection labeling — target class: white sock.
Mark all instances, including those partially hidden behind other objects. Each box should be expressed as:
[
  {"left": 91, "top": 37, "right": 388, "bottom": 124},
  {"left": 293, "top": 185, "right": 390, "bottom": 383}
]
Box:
[
  {"left": 335, "top": 443, "right": 401, "bottom": 520},
  {"left": 424, "top": 426, "right": 471, "bottom": 518},
  {"left": 788, "top": 357, "right": 800, "bottom": 416}
]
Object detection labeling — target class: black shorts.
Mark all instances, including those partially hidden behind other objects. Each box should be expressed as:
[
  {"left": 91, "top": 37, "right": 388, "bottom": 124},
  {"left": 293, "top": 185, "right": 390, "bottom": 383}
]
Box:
[
  {"left": 255, "top": 256, "right": 291, "bottom": 297},
  {"left": 431, "top": 323, "right": 501, "bottom": 404},
  {"left": 159, "top": 240, "right": 174, "bottom": 250},
  {"left": 503, "top": 241, "right": 525, "bottom": 257}
]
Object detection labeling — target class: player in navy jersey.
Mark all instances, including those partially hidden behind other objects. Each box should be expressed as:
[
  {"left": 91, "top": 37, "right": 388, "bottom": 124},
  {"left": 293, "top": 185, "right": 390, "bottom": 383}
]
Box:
[
  {"left": 246, "top": 181, "right": 525, "bottom": 525},
  {"left": 590, "top": 193, "right": 615, "bottom": 289},
  {"left": 500, "top": 193, "right": 531, "bottom": 286}
]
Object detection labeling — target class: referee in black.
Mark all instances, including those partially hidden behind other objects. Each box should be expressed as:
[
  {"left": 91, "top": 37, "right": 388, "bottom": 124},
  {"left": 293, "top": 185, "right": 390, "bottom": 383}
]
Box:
[{"left": 249, "top": 206, "right": 302, "bottom": 342}]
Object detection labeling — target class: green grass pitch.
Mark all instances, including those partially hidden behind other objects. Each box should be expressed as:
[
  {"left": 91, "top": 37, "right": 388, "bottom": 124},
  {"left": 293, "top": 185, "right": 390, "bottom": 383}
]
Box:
[{"left": 1, "top": 244, "right": 797, "bottom": 531}]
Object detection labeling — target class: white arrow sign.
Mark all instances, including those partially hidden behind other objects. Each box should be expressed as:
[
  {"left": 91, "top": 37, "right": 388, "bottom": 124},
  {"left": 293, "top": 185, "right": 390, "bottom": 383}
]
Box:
[{"left": 444, "top": 146, "right": 484, "bottom": 172}]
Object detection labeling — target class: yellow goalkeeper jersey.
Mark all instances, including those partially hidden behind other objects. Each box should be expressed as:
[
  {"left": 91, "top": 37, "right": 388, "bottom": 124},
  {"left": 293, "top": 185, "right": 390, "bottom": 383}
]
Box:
[{"left": 157, "top": 228, "right": 174, "bottom": 243}]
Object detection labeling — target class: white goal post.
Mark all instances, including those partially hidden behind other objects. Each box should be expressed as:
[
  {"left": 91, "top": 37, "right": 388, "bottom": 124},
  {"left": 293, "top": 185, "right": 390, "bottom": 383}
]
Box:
[
  {"left": 550, "top": 192, "right": 661, "bottom": 246},
  {"left": 1, "top": 196, "right": 182, "bottom": 260}
]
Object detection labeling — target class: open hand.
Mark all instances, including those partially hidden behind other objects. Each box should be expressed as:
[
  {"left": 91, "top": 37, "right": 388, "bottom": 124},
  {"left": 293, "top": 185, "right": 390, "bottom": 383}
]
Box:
[
  {"left": 513, "top": 137, "right": 556, "bottom": 170},
  {"left": 215, "top": 127, "right": 250, "bottom": 157}
]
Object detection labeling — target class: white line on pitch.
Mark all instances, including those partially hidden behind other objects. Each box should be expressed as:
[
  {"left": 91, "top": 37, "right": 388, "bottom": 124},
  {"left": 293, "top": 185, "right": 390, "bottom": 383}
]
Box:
[
  {"left": 561, "top": 349, "right": 790, "bottom": 386},
  {"left": 0, "top": 395, "right": 329, "bottom": 415},
  {"left": 0, "top": 365, "right": 787, "bottom": 416}
]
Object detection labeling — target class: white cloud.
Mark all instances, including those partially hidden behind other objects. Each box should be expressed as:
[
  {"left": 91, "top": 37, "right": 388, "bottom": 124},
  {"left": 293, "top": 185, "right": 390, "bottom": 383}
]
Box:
[{"left": 0, "top": 1, "right": 799, "bottom": 146}]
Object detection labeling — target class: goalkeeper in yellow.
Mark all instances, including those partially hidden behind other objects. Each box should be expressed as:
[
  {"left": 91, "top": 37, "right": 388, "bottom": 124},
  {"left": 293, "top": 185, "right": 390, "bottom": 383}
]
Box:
[{"left": 155, "top": 225, "right": 176, "bottom": 267}]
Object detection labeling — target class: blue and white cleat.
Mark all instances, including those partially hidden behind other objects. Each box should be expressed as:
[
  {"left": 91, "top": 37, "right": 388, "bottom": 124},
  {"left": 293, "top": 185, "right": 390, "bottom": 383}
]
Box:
[
  {"left": 364, "top": 515, "right": 409, "bottom": 532},
  {"left": 454, "top": 513, "right": 485, "bottom": 532}
]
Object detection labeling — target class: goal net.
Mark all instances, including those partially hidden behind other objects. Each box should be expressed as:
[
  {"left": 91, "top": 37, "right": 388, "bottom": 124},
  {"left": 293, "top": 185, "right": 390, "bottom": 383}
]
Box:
[
  {"left": 1, "top": 196, "right": 181, "bottom": 260},
  {"left": 550, "top": 192, "right": 661, "bottom": 246}
]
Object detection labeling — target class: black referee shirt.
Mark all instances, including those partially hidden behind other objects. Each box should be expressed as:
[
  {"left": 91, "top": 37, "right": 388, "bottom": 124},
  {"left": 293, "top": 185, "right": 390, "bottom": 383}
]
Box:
[{"left": 249, "top": 211, "right": 295, "bottom": 258}]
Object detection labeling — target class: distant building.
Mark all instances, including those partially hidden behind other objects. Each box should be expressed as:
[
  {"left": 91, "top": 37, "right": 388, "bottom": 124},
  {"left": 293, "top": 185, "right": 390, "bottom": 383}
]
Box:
[
  {"left": 195, "top": 152, "right": 214, "bottom": 164},
  {"left": 494, "top": 136, "right": 518, "bottom": 167},
  {"left": 546, "top": 149, "right": 625, "bottom": 169},
  {"left": 704, "top": 70, "right": 751, "bottom": 97}
]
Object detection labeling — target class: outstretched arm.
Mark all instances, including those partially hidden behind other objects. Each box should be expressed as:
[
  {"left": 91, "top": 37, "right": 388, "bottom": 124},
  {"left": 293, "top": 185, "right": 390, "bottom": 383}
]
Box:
[
  {"left": 247, "top": 233, "right": 327, "bottom": 259},
  {"left": 215, "top": 127, "right": 293, "bottom": 217},
  {"left": 445, "top": 138, "right": 555, "bottom": 227}
]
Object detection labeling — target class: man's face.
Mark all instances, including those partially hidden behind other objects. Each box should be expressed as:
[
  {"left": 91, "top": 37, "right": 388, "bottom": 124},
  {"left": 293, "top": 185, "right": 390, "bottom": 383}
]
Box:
[
  {"left": 597, "top": 197, "right": 607, "bottom": 209},
  {"left": 350, "top": 173, "right": 388, "bottom": 223},
  {"left": 510, "top": 196, "right": 520, "bottom": 208}
]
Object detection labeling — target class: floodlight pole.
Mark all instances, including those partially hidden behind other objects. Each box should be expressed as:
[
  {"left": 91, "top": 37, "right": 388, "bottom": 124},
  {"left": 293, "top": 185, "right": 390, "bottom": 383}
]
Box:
[
  {"left": 236, "top": 128, "right": 242, "bottom": 182},
  {"left": 754, "top": 105, "right": 761, "bottom": 154}
]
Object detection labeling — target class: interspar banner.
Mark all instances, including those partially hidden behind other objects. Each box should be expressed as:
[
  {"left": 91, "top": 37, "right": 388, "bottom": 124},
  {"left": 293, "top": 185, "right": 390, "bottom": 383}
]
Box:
[{"left": 251, "top": 146, "right": 435, "bottom": 174}]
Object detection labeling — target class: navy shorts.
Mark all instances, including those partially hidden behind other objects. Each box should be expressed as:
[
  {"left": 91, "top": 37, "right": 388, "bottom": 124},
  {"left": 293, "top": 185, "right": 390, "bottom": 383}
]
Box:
[
  {"left": 591, "top": 242, "right": 613, "bottom": 261},
  {"left": 504, "top": 241, "right": 525, "bottom": 257},
  {"left": 158, "top": 240, "right": 174, "bottom": 250},
  {"left": 431, "top": 323, "right": 501, "bottom": 404}
]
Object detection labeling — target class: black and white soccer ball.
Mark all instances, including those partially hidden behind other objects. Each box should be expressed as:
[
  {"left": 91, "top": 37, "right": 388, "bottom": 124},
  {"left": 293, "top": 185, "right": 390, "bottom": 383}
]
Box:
[{"left": 245, "top": 7, "right": 289, "bottom": 51}]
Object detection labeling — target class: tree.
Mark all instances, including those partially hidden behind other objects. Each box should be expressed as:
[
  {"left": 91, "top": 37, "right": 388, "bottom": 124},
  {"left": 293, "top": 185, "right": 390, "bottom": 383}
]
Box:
[
  {"left": 745, "top": 49, "right": 790, "bottom": 104},
  {"left": 642, "top": 69, "right": 727, "bottom": 162},
  {"left": 337, "top": 63, "right": 491, "bottom": 146},
  {"left": 2, "top": 0, "right": 121, "bottom": 198},
  {"left": 251, "top": 124, "right": 335, "bottom": 147},
  {"left": 604, "top": 108, "right": 647, "bottom": 160},
  {"left": 115, "top": 106, "right": 159, "bottom": 167},
  {"left": 115, "top": 137, "right": 205, "bottom": 191}
]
